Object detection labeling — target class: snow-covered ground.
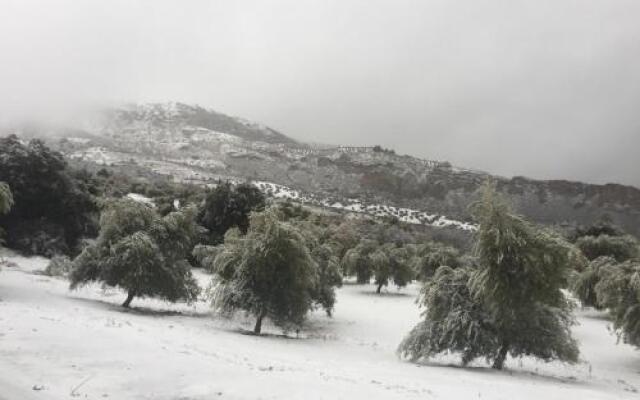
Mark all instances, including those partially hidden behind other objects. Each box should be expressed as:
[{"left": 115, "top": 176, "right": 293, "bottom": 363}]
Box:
[{"left": 0, "top": 252, "right": 638, "bottom": 399}]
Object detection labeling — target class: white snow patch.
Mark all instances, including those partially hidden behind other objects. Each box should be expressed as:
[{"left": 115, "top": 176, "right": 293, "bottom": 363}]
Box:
[
  {"left": 0, "top": 254, "right": 638, "bottom": 399},
  {"left": 126, "top": 193, "right": 155, "bottom": 207}
]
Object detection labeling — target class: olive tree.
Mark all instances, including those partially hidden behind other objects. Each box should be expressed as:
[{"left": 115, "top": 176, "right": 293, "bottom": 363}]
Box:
[
  {"left": 371, "top": 244, "right": 414, "bottom": 293},
  {"left": 202, "top": 208, "right": 338, "bottom": 334},
  {"left": 399, "top": 182, "right": 579, "bottom": 370},
  {"left": 70, "top": 199, "right": 201, "bottom": 308}
]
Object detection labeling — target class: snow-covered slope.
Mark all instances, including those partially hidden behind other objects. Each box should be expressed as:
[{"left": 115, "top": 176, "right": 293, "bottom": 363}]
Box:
[
  {"left": 0, "top": 253, "right": 638, "bottom": 399},
  {"left": 42, "top": 101, "right": 640, "bottom": 236}
]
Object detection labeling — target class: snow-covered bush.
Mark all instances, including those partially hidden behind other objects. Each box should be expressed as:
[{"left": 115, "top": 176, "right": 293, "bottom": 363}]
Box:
[
  {"left": 595, "top": 259, "right": 640, "bottom": 347},
  {"left": 44, "top": 255, "right": 73, "bottom": 277}
]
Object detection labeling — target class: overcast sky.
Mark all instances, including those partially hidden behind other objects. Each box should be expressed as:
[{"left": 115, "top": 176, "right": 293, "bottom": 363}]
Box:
[{"left": 1, "top": 0, "right": 639, "bottom": 186}]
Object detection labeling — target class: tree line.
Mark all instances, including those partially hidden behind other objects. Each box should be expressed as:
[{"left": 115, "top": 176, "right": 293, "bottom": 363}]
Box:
[{"left": 1, "top": 136, "right": 639, "bottom": 370}]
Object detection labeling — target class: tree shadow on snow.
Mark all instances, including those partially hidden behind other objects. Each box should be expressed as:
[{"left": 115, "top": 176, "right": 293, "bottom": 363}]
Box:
[
  {"left": 413, "top": 359, "right": 584, "bottom": 386},
  {"left": 357, "top": 289, "right": 413, "bottom": 297},
  {"left": 68, "top": 295, "right": 211, "bottom": 319},
  {"left": 236, "top": 328, "right": 300, "bottom": 340}
]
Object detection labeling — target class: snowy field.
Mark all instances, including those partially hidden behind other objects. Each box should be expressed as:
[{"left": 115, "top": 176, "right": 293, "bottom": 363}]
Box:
[{"left": 0, "top": 252, "right": 638, "bottom": 400}]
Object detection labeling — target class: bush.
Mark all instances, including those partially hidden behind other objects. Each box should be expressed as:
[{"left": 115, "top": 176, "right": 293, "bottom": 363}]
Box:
[
  {"left": 570, "top": 256, "right": 616, "bottom": 309},
  {"left": 575, "top": 234, "right": 638, "bottom": 262},
  {"left": 595, "top": 259, "right": 640, "bottom": 347},
  {"left": 44, "top": 255, "right": 73, "bottom": 277},
  {"left": 309, "top": 244, "right": 343, "bottom": 315},
  {"left": 411, "top": 242, "right": 462, "bottom": 281}
]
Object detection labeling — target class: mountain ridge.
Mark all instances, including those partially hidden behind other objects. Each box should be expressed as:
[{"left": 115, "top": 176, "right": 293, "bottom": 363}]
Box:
[{"left": 6, "top": 102, "right": 640, "bottom": 236}]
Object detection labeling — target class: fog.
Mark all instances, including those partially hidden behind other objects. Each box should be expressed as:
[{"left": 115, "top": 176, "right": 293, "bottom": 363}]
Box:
[{"left": 1, "top": 0, "right": 639, "bottom": 186}]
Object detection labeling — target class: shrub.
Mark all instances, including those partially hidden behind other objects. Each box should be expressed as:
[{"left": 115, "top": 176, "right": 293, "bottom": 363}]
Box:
[
  {"left": 44, "top": 255, "right": 73, "bottom": 277},
  {"left": 575, "top": 234, "right": 638, "bottom": 262},
  {"left": 570, "top": 256, "right": 616, "bottom": 309},
  {"left": 411, "top": 242, "right": 462, "bottom": 281},
  {"left": 595, "top": 259, "right": 640, "bottom": 347}
]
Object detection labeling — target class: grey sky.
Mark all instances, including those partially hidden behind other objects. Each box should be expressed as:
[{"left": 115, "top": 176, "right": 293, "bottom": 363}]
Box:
[{"left": 1, "top": 0, "right": 639, "bottom": 186}]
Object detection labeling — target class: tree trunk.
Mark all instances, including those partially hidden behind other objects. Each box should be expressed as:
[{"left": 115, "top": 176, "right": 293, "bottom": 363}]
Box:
[
  {"left": 122, "top": 291, "right": 135, "bottom": 308},
  {"left": 376, "top": 282, "right": 383, "bottom": 294},
  {"left": 492, "top": 343, "right": 509, "bottom": 370},
  {"left": 254, "top": 308, "right": 267, "bottom": 334}
]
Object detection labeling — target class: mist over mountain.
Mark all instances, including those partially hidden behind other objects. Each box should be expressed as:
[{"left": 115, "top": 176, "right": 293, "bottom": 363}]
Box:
[{"left": 6, "top": 101, "right": 639, "bottom": 236}]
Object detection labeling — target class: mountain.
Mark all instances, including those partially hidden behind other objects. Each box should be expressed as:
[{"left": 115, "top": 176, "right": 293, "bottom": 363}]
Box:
[{"left": 11, "top": 102, "right": 640, "bottom": 236}]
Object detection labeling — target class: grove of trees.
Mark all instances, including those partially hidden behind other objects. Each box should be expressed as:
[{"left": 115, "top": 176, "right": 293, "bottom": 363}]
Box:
[
  {"left": 0, "top": 135, "right": 98, "bottom": 256},
  {"left": 569, "top": 221, "right": 640, "bottom": 348},
  {"left": 3, "top": 132, "right": 640, "bottom": 370}
]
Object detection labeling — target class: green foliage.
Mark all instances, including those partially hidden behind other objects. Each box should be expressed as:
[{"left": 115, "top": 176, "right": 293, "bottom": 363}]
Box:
[
  {"left": 341, "top": 239, "right": 377, "bottom": 284},
  {"left": 410, "top": 242, "right": 462, "bottom": 281},
  {"left": 197, "top": 181, "right": 265, "bottom": 244},
  {"left": 0, "top": 182, "right": 13, "bottom": 216},
  {"left": 575, "top": 234, "right": 638, "bottom": 262},
  {"left": 325, "top": 221, "right": 359, "bottom": 261},
  {"left": 70, "top": 199, "right": 201, "bottom": 307},
  {"left": 309, "top": 244, "right": 343, "bottom": 316},
  {"left": 400, "top": 182, "right": 579, "bottom": 369},
  {"left": 203, "top": 207, "right": 337, "bottom": 334},
  {"left": 0, "top": 135, "right": 98, "bottom": 256},
  {"left": 595, "top": 260, "right": 640, "bottom": 347},
  {"left": 398, "top": 266, "right": 498, "bottom": 364},
  {"left": 44, "top": 255, "right": 73, "bottom": 277},
  {"left": 278, "top": 200, "right": 312, "bottom": 221},
  {"left": 0, "top": 182, "right": 13, "bottom": 245},
  {"left": 570, "top": 256, "right": 616, "bottom": 309},
  {"left": 371, "top": 244, "right": 414, "bottom": 293},
  {"left": 469, "top": 182, "right": 579, "bottom": 369},
  {"left": 572, "top": 221, "right": 623, "bottom": 240}
]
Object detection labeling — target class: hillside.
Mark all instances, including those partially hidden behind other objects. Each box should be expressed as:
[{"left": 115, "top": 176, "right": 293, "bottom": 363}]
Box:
[
  {"left": 16, "top": 102, "right": 640, "bottom": 235},
  {"left": 1, "top": 252, "right": 638, "bottom": 400}
]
